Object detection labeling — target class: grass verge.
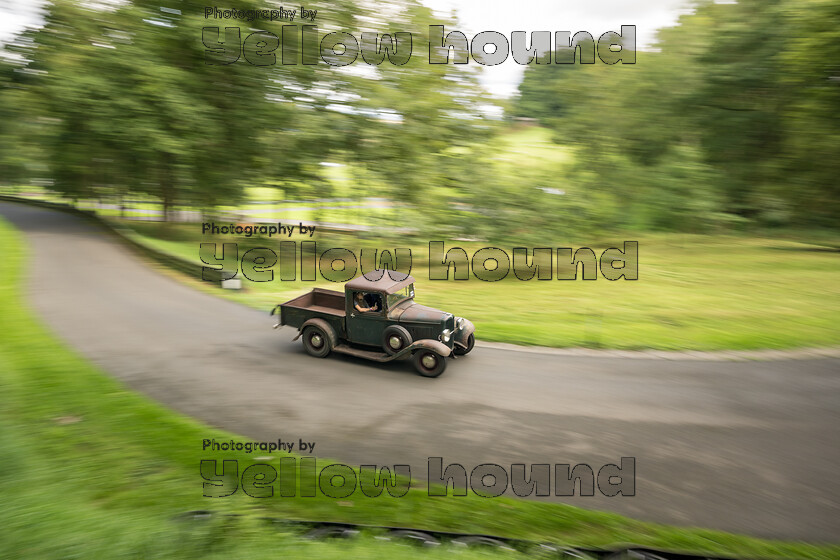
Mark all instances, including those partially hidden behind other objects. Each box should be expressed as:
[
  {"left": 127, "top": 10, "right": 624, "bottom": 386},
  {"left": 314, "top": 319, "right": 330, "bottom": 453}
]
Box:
[{"left": 121, "top": 222, "right": 840, "bottom": 351}]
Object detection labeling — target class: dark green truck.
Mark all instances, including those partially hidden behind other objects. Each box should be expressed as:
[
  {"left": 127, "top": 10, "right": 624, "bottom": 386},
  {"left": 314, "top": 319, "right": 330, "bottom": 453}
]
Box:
[{"left": 271, "top": 270, "right": 475, "bottom": 377}]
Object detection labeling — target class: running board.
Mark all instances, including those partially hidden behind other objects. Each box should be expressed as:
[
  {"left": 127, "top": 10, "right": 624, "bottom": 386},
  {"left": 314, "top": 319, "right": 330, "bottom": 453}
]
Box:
[{"left": 332, "top": 344, "right": 398, "bottom": 363}]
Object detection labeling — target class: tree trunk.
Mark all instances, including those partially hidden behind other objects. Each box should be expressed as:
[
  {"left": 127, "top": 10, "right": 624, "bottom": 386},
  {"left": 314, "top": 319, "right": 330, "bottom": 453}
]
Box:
[{"left": 160, "top": 152, "right": 174, "bottom": 222}]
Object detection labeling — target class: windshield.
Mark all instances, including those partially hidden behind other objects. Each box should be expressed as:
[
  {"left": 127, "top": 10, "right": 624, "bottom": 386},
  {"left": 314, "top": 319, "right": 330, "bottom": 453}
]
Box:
[{"left": 386, "top": 284, "right": 414, "bottom": 309}]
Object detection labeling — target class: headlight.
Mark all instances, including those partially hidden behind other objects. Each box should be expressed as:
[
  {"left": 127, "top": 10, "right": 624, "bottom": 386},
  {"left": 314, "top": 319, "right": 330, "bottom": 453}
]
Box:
[
  {"left": 439, "top": 329, "right": 452, "bottom": 343},
  {"left": 456, "top": 317, "right": 464, "bottom": 330}
]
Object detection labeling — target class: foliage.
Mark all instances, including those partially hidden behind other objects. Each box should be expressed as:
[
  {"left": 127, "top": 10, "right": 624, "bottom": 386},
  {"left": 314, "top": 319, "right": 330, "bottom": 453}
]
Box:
[
  {"left": 513, "top": 0, "right": 840, "bottom": 230},
  {"left": 0, "top": 0, "right": 490, "bottom": 224}
]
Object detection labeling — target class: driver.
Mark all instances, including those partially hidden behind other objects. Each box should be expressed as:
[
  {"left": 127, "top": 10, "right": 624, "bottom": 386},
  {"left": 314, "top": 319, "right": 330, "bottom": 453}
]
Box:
[{"left": 354, "top": 292, "right": 381, "bottom": 313}]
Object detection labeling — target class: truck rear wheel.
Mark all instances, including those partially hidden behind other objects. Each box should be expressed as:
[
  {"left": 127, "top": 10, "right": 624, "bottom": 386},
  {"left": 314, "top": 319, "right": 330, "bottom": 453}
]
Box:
[
  {"left": 412, "top": 350, "right": 446, "bottom": 378},
  {"left": 302, "top": 325, "right": 331, "bottom": 358}
]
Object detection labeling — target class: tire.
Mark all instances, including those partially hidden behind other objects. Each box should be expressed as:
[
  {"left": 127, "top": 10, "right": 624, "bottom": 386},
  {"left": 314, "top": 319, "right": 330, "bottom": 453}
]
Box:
[
  {"left": 412, "top": 349, "right": 446, "bottom": 377},
  {"left": 454, "top": 333, "right": 475, "bottom": 356},
  {"left": 382, "top": 325, "right": 412, "bottom": 355},
  {"left": 302, "top": 325, "right": 331, "bottom": 358}
]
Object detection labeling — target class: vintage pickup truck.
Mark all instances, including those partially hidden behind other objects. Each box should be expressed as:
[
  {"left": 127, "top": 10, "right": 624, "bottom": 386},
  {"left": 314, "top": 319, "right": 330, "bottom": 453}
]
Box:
[{"left": 271, "top": 270, "right": 475, "bottom": 377}]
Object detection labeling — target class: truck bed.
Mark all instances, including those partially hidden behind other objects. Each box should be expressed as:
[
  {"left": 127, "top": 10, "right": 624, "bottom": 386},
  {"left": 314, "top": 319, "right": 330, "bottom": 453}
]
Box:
[{"left": 279, "top": 288, "right": 346, "bottom": 332}]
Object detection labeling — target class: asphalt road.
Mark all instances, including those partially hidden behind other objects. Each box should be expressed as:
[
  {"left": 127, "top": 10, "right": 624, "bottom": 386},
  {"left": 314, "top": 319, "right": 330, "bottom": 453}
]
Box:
[{"left": 2, "top": 201, "right": 838, "bottom": 543}]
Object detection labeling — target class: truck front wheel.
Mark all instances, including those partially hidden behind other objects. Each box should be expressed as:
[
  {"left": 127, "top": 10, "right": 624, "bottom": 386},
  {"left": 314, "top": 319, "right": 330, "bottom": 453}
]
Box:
[
  {"left": 302, "top": 325, "right": 331, "bottom": 358},
  {"left": 412, "top": 350, "right": 446, "bottom": 378},
  {"left": 454, "top": 333, "right": 475, "bottom": 356}
]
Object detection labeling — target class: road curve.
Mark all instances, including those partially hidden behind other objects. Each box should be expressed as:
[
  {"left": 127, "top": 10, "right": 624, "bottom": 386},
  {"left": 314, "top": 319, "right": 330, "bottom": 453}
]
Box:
[{"left": 2, "top": 201, "right": 838, "bottom": 543}]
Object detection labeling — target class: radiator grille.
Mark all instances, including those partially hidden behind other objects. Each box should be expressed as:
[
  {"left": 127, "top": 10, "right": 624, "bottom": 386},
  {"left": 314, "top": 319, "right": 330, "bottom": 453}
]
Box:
[{"left": 409, "top": 326, "right": 436, "bottom": 340}]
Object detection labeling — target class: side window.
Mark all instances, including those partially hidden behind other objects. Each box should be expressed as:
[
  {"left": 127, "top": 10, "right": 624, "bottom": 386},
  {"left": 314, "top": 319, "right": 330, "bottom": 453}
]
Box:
[
  {"left": 365, "top": 292, "right": 383, "bottom": 312},
  {"left": 354, "top": 291, "right": 383, "bottom": 313}
]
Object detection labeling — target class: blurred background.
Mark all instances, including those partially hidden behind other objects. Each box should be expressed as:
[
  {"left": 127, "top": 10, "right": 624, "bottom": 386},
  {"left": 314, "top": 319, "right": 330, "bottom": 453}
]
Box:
[{"left": 1, "top": 0, "right": 839, "bottom": 235}]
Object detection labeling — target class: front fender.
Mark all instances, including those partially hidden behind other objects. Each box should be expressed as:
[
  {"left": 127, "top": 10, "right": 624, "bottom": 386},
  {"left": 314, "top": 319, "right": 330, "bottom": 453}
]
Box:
[
  {"left": 394, "top": 338, "right": 452, "bottom": 360},
  {"left": 454, "top": 318, "right": 475, "bottom": 347}
]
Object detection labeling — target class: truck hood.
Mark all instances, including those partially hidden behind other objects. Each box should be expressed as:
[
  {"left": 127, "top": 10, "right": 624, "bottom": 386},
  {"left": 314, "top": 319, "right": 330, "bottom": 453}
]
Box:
[{"left": 389, "top": 301, "right": 449, "bottom": 323}]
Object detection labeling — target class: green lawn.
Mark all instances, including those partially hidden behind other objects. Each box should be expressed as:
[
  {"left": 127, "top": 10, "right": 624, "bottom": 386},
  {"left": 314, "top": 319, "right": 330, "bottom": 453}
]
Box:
[
  {"left": 2, "top": 218, "right": 839, "bottom": 559},
  {"left": 488, "top": 124, "right": 573, "bottom": 166},
  {"left": 121, "top": 222, "right": 840, "bottom": 351}
]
